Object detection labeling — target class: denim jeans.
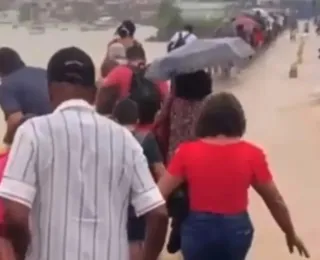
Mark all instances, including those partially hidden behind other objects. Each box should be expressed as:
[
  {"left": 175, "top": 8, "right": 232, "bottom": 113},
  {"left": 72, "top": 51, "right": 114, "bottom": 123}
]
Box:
[{"left": 181, "top": 211, "right": 254, "bottom": 260}]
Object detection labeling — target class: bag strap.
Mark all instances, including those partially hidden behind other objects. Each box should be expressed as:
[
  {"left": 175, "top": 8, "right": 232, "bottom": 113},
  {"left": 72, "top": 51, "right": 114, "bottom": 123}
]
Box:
[{"left": 128, "top": 65, "right": 146, "bottom": 94}]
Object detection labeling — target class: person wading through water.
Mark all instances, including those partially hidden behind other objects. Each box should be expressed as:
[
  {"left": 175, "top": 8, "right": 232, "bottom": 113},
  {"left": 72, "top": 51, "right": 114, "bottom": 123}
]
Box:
[
  {"left": 112, "top": 98, "right": 167, "bottom": 260},
  {"left": 99, "top": 42, "right": 127, "bottom": 82},
  {"left": 102, "top": 20, "right": 142, "bottom": 67},
  {"left": 158, "top": 92, "right": 310, "bottom": 260},
  {"left": 96, "top": 45, "right": 168, "bottom": 118}
]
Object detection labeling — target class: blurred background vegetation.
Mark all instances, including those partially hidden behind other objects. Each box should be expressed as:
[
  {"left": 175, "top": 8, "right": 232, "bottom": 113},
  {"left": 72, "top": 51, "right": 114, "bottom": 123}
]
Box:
[{"left": 155, "top": 0, "right": 232, "bottom": 40}]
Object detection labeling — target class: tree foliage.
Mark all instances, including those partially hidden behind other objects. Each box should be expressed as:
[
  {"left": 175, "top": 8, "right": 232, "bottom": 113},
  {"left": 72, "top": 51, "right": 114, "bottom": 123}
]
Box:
[{"left": 157, "top": 0, "right": 183, "bottom": 30}]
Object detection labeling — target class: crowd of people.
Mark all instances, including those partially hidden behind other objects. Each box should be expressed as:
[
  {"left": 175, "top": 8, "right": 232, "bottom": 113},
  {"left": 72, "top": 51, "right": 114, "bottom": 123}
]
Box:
[
  {"left": 233, "top": 9, "right": 287, "bottom": 49},
  {"left": 0, "top": 18, "right": 311, "bottom": 260}
]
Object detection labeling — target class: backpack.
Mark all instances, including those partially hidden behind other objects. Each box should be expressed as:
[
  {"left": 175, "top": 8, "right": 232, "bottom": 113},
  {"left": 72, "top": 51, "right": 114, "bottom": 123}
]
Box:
[
  {"left": 128, "top": 66, "right": 161, "bottom": 106},
  {"left": 168, "top": 32, "right": 190, "bottom": 52}
]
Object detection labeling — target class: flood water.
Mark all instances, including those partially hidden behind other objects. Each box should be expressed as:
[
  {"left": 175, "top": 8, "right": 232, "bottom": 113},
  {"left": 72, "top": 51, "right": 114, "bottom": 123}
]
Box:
[{"left": 1, "top": 24, "right": 320, "bottom": 259}]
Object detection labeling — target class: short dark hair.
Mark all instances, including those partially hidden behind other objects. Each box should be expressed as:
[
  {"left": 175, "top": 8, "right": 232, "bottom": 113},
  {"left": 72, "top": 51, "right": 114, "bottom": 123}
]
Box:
[
  {"left": 184, "top": 24, "right": 193, "bottom": 33},
  {"left": 112, "top": 98, "right": 138, "bottom": 125},
  {"left": 126, "top": 45, "right": 146, "bottom": 61},
  {"left": 138, "top": 100, "right": 160, "bottom": 125},
  {"left": 195, "top": 92, "right": 246, "bottom": 138},
  {"left": 47, "top": 47, "right": 95, "bottom": 88},
  {"left": 0, "top": 47, "right": 24, "bottom": 76}
]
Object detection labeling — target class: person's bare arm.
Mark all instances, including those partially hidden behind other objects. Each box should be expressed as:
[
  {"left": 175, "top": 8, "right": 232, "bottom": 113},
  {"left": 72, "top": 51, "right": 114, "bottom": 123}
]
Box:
[
  {"left": 95, "top": 86, "right": 120, "bottom": 115},
  {"left": 0, "top": 236, "right": 16, "bottom": 260},
  {"left": 0, "top": 121, "right": 37, "bottom": 259},
  {"left": 3, "top": 112, "right": 23, "bottom": 144},
  {"left": 143, "top": 205, "right": 168, "bottom": 260},
  {"left": 251, "top": 148, "right": 309, "bottom": 257},
  {"left": 157, "top": 174, "right": 183, "bottom": 200},
  {"left": 253, "top": 181, "right": 295, "bottom": 237},
  {"left": 2, "top": 200, "right": 30, "bottom": 260},
  {"left": 150, "top": 162, "right": 167, "bottom": 182},
  {"left": 0, "top": 82, "right": 23, "bottom": 144}
]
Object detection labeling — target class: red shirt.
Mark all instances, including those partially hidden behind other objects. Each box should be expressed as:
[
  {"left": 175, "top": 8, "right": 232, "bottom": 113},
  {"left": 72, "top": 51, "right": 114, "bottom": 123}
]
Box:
[
  {"left": 136, "top": 123, "right": 154, "bottom": 131},
  {"left": 102, "top": 65, "right": 169, "bottom": 100},
  {"left": 0, "top": 149, "right": 9, "bottom": 223},
  {"left": 253, "top": 30, "right": 264, "bottom": 45},
  {"left": 168, "top": 140, "right": 272, "bottom": 214}
]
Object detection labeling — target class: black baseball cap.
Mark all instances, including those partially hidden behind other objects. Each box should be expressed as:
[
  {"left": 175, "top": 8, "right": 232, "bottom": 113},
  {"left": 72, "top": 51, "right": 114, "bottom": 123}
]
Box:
[{"left": 47, "top": 47, "right": 95, "bottom": 88}]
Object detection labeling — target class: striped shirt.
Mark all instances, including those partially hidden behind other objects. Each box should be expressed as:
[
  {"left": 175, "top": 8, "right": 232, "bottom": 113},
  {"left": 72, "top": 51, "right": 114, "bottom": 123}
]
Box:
[{"left": 0, "top": 99, "right": 165, "bottom": 260}]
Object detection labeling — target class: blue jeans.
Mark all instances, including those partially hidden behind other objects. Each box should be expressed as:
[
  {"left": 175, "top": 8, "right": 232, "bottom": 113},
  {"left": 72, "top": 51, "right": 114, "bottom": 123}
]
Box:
[{"left": 181, "top": 211, "right": 254, "bottom": 260}]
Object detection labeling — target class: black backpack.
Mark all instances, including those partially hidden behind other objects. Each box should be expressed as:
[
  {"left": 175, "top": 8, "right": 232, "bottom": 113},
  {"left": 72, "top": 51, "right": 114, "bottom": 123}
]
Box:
[
  {"left": 168, "top": 32, "right": 190, "bottom": 52},
  {"left": 128, "top": 66, "right": 161, "bottom": 106}
]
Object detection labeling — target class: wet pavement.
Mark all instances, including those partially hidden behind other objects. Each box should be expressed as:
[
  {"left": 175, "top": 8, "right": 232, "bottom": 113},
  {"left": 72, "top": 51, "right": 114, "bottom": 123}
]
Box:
[{"left": 0, "top": 24, "right": 319, "bottom": 259}]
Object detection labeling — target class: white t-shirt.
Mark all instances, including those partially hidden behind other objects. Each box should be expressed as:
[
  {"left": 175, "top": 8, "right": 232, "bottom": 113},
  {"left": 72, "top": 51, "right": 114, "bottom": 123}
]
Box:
[{"left": 169, "top": 30, "right": 198, "bottom": 46}]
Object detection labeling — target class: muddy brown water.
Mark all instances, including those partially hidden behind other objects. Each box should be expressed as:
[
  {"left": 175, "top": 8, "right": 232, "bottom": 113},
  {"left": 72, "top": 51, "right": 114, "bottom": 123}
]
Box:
[{"left": 0, "top": 24, "right": 319, "bottom": 259}]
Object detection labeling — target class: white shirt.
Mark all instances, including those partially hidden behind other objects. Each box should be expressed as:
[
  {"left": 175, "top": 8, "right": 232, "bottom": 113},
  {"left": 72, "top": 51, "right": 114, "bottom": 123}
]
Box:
[
  {"left": 0, "top": 99, "right": 165, "bottom": 260},
  {"left": 169, "top": 30, "right": 198, "bottom": 46}
]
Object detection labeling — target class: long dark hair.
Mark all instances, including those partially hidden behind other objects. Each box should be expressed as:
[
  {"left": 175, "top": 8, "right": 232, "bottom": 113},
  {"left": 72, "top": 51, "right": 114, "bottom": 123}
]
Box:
[{"left": 174, "top": 70, "right": 212, "bottom": 101}]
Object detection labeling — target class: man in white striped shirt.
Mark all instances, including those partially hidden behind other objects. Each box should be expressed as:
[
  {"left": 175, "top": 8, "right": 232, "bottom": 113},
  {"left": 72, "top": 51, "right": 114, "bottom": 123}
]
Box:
[{"left": 0, "top": 47, "right": 168, "bottom": 260}]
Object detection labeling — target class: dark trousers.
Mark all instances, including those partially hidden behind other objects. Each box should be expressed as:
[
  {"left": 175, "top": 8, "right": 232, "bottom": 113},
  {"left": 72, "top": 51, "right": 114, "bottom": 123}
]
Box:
[{"left": 181, "top": 211, "right": 254, "bottom": 260}]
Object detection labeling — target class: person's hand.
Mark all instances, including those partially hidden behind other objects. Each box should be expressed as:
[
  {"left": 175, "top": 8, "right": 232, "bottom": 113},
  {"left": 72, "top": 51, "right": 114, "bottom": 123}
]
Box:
[
  {"left": 285, "top": 233, "right": 310, "bottom": 258},
  {"left": 0, "top": 237, "right": 16, "bottom": 260}
]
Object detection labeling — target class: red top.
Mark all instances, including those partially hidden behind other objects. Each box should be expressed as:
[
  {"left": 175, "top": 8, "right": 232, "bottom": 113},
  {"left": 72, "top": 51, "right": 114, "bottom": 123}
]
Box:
[
  {"left": 102, "top": 65, "right": 169, "bottom": 100},
  {"left": 0, "top": 149, "right": 9, "bottom": 223},
  {"left": 168, "top": 140, "right": 273, "bottom": 214},
  {"left": 136, "top": 123, "right": 154, "bottom": 131},
  {"left": 253, "top": 30, "right": 264, "bottom": 45}
]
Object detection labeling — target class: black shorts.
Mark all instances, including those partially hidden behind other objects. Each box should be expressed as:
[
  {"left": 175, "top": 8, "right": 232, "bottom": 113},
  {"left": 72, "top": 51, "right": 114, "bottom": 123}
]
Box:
[{"left": 127, "top": 216, "right": 145, "bottom": 242}]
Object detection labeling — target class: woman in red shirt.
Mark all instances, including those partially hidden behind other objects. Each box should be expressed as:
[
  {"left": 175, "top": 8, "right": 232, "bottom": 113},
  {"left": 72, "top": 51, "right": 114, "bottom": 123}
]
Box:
[{"left": 158, "top": 93, "right": 309, "bottom": 260}]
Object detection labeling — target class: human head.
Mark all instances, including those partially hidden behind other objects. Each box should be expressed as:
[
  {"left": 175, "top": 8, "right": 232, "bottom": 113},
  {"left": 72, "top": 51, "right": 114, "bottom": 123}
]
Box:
[
  {"left": 174, "top": 70, "right": 211, "bottom": 101},
  {"left": 195, "top": 92, "right": 246, "bottom": 138},
  {"left": 126, "top": 45, "right": 146, "bottom": 66},
  {"left": 116, "top": 20, "right": 136, "bottom": 38},
  {"left": 4, "top": 114, "right": 35, "bottom": 145},
  {"left": 112, "top": 98, "right": 138, "bottom": 125},
  {"left": 236, "top": 24, "right": 244, "bottom": 32},
  {"left": 0, "top": 47, "right": 25, "bottom": 77},
  {"left": 47, "top": 47, "right": 96, "bottom": 109},
  {"left": 138, "top": 100, "right": 161, "bottom": 125},
  {"left": 184, "top": 24, "right": 193, "bottom": 33}
]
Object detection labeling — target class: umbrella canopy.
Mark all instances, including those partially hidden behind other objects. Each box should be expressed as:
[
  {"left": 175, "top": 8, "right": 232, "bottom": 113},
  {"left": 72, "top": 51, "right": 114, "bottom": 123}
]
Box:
[
  {"left": 145, "top": 37, "right": 255, "bottom": 81},
  {"left": 233, "top": 15, "right": 260, "bottom": 31}
]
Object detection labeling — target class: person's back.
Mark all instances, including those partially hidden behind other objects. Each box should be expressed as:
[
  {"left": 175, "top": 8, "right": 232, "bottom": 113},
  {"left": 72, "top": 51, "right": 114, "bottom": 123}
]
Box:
[
  {"left": 0, "top": 47, "right": 168, "bottom": 260},
  {"left": 168, "top": 24, "right": 197, "bottom": 52},
  {"left": 1, "top": 66, "right": 50, "bottom": 115},
  {"left": 27, "top": 109, "right": 155, "bottom": 260},
  {"left": 101, "top": 42, "right": 127, "bottom": 78},
  {"left": 170, "top": 140, "right": 270, "bottom": 213},
  {"left": 159, "top": 92, "right": 310, "bottom": 260}
]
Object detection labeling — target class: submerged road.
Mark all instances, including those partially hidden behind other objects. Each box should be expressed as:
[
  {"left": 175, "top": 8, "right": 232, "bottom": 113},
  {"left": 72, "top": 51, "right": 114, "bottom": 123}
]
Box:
[{"left": 0, "top": 24, "right": 319, "bottom": 259}]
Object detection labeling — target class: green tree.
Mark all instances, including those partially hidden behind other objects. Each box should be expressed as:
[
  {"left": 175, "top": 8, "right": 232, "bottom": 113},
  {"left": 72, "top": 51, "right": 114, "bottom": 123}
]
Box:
[{"left": 157, "top": 0, "right": 183, "bottom": 30}]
